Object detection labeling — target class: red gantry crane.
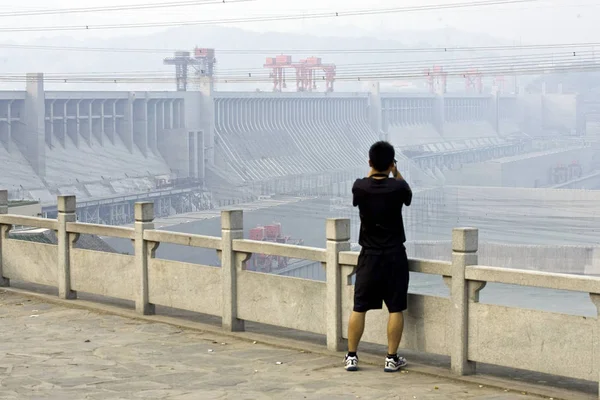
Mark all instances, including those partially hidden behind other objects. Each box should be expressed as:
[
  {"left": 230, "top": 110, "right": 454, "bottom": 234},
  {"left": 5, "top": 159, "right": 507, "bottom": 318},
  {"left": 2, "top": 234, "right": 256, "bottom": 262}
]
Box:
[
  {"left": 465, "top": 68, "right": 483, "bottom": 94},
  {"left": 293, "top": 57, "right": 336, "bottom": 92},
  {"left": 264, "top": 55, "right": 293, "bottom": 92},
  {"left": 264, "top": 55, "right": 336, "bottom": 92},
  {"left": 424, "top": 65, "right": 447, "bottom": 94}
]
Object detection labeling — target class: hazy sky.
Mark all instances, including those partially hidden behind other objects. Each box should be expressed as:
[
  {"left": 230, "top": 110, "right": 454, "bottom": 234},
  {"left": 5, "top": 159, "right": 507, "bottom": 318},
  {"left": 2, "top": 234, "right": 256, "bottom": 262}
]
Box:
[{"left": 0, "top": 0, "right": 595, "bottom": 45}]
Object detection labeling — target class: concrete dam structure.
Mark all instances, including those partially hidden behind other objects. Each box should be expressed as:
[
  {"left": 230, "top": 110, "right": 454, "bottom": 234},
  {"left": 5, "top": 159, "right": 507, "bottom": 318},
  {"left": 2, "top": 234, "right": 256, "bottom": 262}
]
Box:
[
  {"left": 0, "top": 71, "right": 591, "bottom": 224},
  {"left": 1, "top": 78, "right": 192, "bottom": 201},
  {"left": 212, "top": 90, "right": 528, "bottom": 192},
  {"left": 214, "top": 93, "right": 377, "bottom": 184}
]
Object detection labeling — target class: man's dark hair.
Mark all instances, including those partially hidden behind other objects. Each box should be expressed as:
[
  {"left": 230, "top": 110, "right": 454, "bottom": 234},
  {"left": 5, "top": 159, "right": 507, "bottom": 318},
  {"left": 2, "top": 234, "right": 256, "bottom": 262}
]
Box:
[{"left": 369, "top": 141, "right": 395, "bottom": 172}]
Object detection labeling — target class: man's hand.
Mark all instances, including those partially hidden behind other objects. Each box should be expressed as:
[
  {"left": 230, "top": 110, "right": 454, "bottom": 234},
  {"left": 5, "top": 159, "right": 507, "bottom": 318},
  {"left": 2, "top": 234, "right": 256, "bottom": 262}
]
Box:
[{"left": 392, "top": 164, "right": 403, "bottom": 180}]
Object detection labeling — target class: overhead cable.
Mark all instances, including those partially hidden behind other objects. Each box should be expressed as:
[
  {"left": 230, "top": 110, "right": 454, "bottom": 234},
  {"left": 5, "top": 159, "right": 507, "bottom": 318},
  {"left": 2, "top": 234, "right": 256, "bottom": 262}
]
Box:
[{"left": 0, "top": 0, "right": 541, "bottom": 32}]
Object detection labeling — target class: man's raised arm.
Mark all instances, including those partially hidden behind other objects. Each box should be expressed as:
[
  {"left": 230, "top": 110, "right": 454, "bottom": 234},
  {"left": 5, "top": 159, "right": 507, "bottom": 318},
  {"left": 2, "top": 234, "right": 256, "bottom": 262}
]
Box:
[
  {"left": 352, "top": 180, "right": 363, "bottom": 207},
  {"left": 392, "top": 166, "right": 412, "bottom": 206}
]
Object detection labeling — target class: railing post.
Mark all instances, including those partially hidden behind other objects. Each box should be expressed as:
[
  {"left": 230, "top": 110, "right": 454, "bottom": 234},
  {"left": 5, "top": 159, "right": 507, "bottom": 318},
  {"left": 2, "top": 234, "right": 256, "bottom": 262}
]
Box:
[
  {"left": 0, "top": 190, "right": 8, "bottom": 287},
  {"left": 450, "top": 227, "right": 478, "bottom": 376},
  {"left": 221, "top": 209, "right": 244, "bottom": 332},
  {"left": 135, "top": 202, "right": 155, "bottom": 315},
  {"left": 325, "top": 218, "right": 351, "bottom": 352},
  {"left": 0, "top": 190, "right": 6, "bottom": 215},
  {"left": 57, "top": 195, "right": 77, "bottom": 299},
  {"left": 587, "top": 247, "right": 600, "bottom": 275},
  {"left": 589, "top": 293, "right": 600, "bottom": 398}
]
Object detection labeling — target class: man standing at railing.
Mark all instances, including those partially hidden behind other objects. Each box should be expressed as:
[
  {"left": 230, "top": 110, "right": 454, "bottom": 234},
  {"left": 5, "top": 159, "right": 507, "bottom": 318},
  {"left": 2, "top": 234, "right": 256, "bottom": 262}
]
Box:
[{"left": 345, "top": 141, "right": 412, "bottom": 373}]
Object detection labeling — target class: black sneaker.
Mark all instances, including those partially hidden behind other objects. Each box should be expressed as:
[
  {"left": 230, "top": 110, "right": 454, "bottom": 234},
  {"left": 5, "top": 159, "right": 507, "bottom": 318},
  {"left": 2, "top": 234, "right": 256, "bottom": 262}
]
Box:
[
  {"left": 384, "top": 355, "right": 407, "bottom": 372},
  {"left": 344, "top": 354, "right": 358, "bottom": 371}
]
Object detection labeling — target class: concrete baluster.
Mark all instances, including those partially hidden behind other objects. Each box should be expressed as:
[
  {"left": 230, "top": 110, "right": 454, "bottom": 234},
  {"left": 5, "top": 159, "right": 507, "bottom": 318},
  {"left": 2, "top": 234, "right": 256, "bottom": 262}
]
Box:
[
  {"left": 586, "top": 247, "right": 600, "bottom": 276},
  {"left": 221, "top": 210, "right": 244, "bottom": 332},
  {"left": 450, "top": 227, "right": 479, "bottom": 376},
  {"left": 0, "top": 190, "right": 6, "bottom": 215},
  {"left": 590, "top": 293, "right": 600, "bottom": 396},
  {"left": 0, "top": 190, "right": 8, "bottom": 287},
  {"left": 57, "top": 195, "right": 77, "bottom": 299},
  {"left": 134, "top": 202, "right": 155, "bottom": 315},
  {"left": 325, "top": 218, "right": 351, "bottom": 352}
]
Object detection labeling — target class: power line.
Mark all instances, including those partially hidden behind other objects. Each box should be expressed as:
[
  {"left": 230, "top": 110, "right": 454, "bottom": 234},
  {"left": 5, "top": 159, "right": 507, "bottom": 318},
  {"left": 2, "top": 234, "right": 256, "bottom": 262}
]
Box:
[
  {"left": 0, "top": 43, "right": 176, "bottom": 54},
  {"left": 0, "top": 0, "right": 255, "bottom": 18},
  {"left": 0, "top": 42, "right": 600, "bottom": 63},
  {"left": 1, "top": 41, "right": 599, "bottom": 56},
  {"left": 5, "top": 47, "right": 595, "bottom": 76},
  {"left": 217, "top": 42, "right": 600, "bottom": 55},
  {"left": 212, "top": 50, "right": 597, "bottom": 76},
  {"left": 0, "top": 0, "right": 541, "bottom": 33},
  {"left": 0, "top": 47, "right": 597, "bottom": 85},
  {"left": 6, "top": 50, "right": 594, "bottom": 82},
  {"left": 0, "top": 61, "right": 597, "bottom": 85}
]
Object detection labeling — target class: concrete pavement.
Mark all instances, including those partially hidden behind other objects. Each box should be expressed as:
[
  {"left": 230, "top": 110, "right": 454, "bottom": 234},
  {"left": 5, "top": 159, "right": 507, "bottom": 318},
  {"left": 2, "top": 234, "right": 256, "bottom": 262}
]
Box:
[{"left": 0, "top": 290, "right": 552, "bottom": 399}]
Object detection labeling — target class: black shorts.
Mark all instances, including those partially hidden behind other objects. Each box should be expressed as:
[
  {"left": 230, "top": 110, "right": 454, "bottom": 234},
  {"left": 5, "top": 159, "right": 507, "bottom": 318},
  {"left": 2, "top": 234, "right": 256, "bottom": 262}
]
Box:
[{"left": 353, "top": 247, "right": 409, "bottom": 313}]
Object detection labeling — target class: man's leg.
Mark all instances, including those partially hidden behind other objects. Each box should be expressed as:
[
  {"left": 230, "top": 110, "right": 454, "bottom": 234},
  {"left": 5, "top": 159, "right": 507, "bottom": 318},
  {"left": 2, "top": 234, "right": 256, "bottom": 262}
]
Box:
[
  {"left": 345, "top": 311, "right": 366, "bottom": 371},
  {"left": 387, "top": 311, "right": 404, "bottom": 355},
  {"left": 348, "top": 311, "right": 366, "bottom": 352},
  {"left": 345, "top": 252, "right": 380, "bottom": 371},
  {"left": 383, "top": 250, "right": 409, "bottom": 372}
]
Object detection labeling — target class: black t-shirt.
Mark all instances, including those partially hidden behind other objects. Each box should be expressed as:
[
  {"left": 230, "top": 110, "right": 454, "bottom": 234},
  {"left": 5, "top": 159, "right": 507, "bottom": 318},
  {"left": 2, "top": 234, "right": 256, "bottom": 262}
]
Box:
[{"left": 352, "top": 175, "right": 412, "bottom": 250}]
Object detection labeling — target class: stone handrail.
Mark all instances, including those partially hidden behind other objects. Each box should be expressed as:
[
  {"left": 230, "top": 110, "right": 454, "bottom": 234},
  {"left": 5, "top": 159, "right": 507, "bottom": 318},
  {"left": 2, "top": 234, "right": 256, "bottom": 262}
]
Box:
[
  {"left": 144, "top": 230, "right": 222, "bottom": 250},
  {"left": 405, "top": 240, "right": 600, "bottom": 275},
  {"left": 466, "top": 265, "right": 600, "bottom": 294},
  {"left": 233, "top": 239, "right": 327, "bottom": 263},
  {"left": 0, "top": 215, "right": 59, "bottom": 231},
  {"left": 67, "top": 222, "right": 135, "bottom": 239},
  {"left": 339, "top": 250, "right": 452, "bottom": 276},
  {"left": 0, "top": 192, "right": 599, "bottom": 397}
]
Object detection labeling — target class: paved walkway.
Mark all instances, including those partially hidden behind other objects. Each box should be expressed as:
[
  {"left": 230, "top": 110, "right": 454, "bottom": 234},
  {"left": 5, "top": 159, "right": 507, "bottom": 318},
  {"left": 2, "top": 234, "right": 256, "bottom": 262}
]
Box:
[{"left": 0, "top": 291, "right": 540, "bottom": 400}]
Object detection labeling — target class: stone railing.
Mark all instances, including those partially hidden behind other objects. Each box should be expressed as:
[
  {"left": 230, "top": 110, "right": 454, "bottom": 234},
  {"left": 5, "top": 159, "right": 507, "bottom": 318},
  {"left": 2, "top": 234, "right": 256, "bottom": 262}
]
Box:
[
  {"left": 405, "top": 240, "right": 600, "bottom": 275},
  {"left": 1, "top": 192, "right": 599, "bottom": 396}
]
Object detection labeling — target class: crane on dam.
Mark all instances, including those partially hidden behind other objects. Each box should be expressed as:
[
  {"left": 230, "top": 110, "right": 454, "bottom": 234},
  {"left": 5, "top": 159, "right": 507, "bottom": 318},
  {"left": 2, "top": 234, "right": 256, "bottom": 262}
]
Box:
[
  {"left": 164, "top": 47, "right": 216, "bottom": 91},
  {"left": 264, "top": 55, "right": 336, "bottom": 92}
]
